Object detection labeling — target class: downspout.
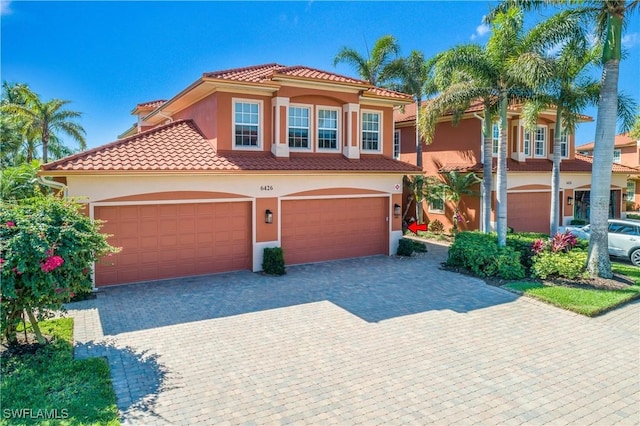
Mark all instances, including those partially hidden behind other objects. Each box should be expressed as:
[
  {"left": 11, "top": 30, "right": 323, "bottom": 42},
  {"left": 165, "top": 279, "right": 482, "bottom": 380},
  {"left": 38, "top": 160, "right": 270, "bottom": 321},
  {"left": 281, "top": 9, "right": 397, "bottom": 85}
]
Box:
[{"left": 37, "top": 176, "right": 68, "bottom": 198}]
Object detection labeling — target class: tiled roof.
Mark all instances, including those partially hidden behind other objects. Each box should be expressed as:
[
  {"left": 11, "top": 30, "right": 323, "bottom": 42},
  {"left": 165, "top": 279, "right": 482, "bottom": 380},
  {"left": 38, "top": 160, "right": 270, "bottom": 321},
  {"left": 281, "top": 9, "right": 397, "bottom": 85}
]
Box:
[
  {"left": 42, "top": 119, "right": 420, "bottom": 173},
  {"left": 202, "top": 63, "right": 411, "bottom": 101},
  {"left": 137, "top": 99, "right": 167, "bottom": 109},
  {"left": 438, "top": 154, "right": 639, "bottom": 174},
  {"left": 576, "top": 133, "right": 638, "bottom": 151},
  {"left": 395, "top": 99, "right": 485, "bottom": 123}
]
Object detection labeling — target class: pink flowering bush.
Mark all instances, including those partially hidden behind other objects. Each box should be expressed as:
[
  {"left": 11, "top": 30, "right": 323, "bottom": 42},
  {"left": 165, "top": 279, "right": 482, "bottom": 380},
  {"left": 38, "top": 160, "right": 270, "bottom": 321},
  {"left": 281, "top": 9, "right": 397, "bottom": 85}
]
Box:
[
  {"left": 530, "top": 230, "right": 586, "bottom": 279},
  {"left": 1, "top": 196, "right": 118, "bottom": 344}
]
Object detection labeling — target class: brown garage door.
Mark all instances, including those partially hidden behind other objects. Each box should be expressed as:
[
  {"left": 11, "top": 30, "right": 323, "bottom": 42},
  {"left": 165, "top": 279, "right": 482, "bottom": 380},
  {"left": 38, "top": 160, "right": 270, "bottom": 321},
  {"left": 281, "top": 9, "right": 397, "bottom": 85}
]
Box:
[
  {"left": 281, "top": 197, "right": 388, "bottom": 265},
  {"left": 95, "top": 202, "right": 251, "bottom": 286},
  {"left": 507, "top": 192, "right": 551, "bottom": 234}
]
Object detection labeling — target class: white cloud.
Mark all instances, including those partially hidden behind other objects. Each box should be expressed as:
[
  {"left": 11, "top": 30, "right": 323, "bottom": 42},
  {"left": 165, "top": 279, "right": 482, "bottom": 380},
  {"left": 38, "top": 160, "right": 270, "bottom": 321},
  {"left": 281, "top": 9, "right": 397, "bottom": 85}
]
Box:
[
  {"left": 470, "top": 17, "right": 490, "bottom": 41},
  {"left": 622, "top": 32, "right": 640, "bottom": 49},
  {"left": 1, "top": 0, "right": 12, "bottom": 16}
]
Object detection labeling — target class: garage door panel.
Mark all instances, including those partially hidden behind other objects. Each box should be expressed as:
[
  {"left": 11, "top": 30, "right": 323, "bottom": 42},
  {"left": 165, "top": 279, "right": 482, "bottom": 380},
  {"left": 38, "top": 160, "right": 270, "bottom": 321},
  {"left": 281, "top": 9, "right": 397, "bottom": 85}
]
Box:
[
  {"left": 508, "top": 192, "right": 550, "bottom": 234},
  {"left": 95, "top": 202, "right": 251, "bottom": 286},
  {"left": 282, "top": 197, "right": 388, "bottom": 265}
]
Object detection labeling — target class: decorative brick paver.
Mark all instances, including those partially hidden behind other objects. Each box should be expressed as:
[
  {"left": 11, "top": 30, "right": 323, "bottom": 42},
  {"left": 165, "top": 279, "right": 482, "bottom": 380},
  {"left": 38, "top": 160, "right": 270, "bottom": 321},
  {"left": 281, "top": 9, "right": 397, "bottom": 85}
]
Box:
[{"left": 66, "top": 242, "right": 639, "bottom": 425}]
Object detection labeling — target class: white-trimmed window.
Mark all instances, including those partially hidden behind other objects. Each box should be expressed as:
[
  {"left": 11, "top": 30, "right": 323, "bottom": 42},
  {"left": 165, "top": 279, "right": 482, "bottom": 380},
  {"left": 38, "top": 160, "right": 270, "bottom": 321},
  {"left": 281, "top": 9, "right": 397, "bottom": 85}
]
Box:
[
  {"left": 492, "top": 123, "right": 500, "bottom": 156},
  {"left": 627, "top": 181, "right": 636, "bottom": 202},
  {"left": 534, "top": 126, "right": 546, "bottom": 157},
  {"left": 428, "top": 190, "right": 445, "bottom": 213},
  {"left": 523, "top": 129, "right": 531, "bottom": 156},
  {"left": 614, "top": 149, "right": 622, "bottom": 163},
  {"left": 361, "top": 111, "right": 381, "bottom": 151},
  {"left": 233, "top": 100, "right": 261, "bottom": 148},
  {"left": 560, "top": 132, "right": 569, "bottom": 158},
  {"left": 288, "top": 106, "right": 311, "bottom": 149},
  {"left": 317, "top": 108, "right": 339, "bottom": 150},
  {"left": 393, "top": 130, "right": 401, "bottom": 159}
]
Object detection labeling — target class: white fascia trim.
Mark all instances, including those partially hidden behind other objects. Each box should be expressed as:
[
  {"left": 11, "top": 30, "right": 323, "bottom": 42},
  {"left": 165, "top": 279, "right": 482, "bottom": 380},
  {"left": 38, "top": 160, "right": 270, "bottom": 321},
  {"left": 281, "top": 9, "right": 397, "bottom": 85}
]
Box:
[
  {"left": 281, "top": 194, "right": 388, "bottom": 201},
  {"left": 92, "top": 198, "right": 252, "bottom": 207}
]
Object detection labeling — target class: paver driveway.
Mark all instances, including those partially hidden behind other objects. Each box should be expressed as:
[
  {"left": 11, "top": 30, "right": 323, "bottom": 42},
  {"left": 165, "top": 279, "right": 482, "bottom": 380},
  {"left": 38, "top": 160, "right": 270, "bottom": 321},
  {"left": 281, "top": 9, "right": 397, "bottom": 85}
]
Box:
[{"left": 67, "top": 243, "right": 640, "bottom": 425}]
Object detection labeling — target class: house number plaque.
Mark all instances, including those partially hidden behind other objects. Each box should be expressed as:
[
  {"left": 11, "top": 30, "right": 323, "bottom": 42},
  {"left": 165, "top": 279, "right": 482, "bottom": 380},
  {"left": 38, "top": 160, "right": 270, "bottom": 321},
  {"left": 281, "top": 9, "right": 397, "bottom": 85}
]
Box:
[{"left": 260, "top": 185, "right": 274, "bottom": 191}]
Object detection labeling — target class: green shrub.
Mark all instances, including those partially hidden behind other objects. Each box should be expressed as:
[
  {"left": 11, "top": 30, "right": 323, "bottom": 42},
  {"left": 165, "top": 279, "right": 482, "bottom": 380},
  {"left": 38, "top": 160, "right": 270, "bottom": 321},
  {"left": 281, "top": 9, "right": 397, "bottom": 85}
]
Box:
[
  {"left": 397, "top": 238, "right": 428, "bottom": 256},
  {"left": 262, "top": 247, "right": 285, "bottom": 275},
  {"left": 531, "top": 251, "right": 587, "bottom": 279},
  {"left": 627, "top": 213, "right": 640, "bottom": 220},
  {"left": 397, "top": 238, "right": 415, "bottom": 256},
  {"left": 506, "top": 232, "right": 548, "bottom": 269},
  {"left": 447, "top": 232, "right": 525, "bottom": 280},
  {"left": 428, "top": 219, "right": 445, "bottom": 234}
]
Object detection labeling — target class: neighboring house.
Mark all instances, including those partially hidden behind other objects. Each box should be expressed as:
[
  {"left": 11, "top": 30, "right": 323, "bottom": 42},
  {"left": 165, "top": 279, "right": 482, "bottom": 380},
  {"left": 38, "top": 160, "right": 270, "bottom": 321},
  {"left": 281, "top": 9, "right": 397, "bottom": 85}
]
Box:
[
  {"left": 41, "top": 63, "right": 420, "bottom": 287},
  {"left": 576, "top": 133, "right": 640, "bottom": 212},
  {"left": 394, "top": 102, "right": 639, "bottom": 233}
]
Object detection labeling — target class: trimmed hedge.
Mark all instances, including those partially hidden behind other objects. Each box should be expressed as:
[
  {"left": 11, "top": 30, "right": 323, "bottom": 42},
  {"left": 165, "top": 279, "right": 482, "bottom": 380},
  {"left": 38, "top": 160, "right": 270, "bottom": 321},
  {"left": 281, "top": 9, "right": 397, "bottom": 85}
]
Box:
[
  {"left": 446, "top": 232, "right": 525, "bottom": 279},
  {"left": 262, "top": 247, "right": 285, "bottom": 275},
  {"left": 531, "top": 250, "right": 587, "bottom": 279},
  {"left": 397, "top": 238, "right": 428, "bottom": 256}
]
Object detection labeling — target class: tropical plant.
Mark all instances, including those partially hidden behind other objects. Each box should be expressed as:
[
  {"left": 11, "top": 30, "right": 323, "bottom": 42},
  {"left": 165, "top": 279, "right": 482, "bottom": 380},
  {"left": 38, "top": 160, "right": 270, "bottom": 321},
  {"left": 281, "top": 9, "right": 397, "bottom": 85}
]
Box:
[
  {"left": 520, "top": 33, "right": 601, "bottom": 236},
  {"left": 426, "top": 6, "right": 581, "bottom": 245},
  {"left": 629, "top": 115, "right": 640, "bottom": 139},
  {"left": 0, "top": 84, "right": 86, "bottom": 163},
  {"left": 489, "top": 1, "right": 639, "bottom": 277},
  {"left": 0, "top": 161, "right": 49, "bottom": 201},
  {"left": 404, "top": 174, "right": 428, "bottom": 223},
  {"left": 1, "top": 196, "right": 118, "bottom": 344},
  {"left": 385, "top": 51, "right": 439, "bottom": 168},
  {"left": 428, "top": 171, "right": 480, "bottom": 231},
  {"left": 333, "top": 35, "right": 400, "bottom": 86}
]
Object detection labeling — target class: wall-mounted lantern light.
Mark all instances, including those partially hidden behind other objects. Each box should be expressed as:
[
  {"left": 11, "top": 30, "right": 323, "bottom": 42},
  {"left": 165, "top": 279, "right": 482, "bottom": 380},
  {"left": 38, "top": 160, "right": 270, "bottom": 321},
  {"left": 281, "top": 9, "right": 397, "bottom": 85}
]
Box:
[
  {"left": 393, "top": 204, "right": 401, "bottom": 217},
  {"left": 265, "top": 209, "right": 273, "bottom": 224},
  {"left": 567, "top": 196, "right": 573, "bottom": 206}
]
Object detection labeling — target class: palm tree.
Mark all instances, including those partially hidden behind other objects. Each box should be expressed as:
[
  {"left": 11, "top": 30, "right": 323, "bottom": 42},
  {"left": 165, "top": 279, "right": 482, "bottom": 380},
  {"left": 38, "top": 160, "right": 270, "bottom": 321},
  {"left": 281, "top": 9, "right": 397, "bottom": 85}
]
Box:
[
  {"left": 422, "top": 47, "right": 499, "bottom": 234},
  {"left": 433, "top": 171, "right": 480, "bottom": 231},
  {"left": 424, "top": 7, "right": 579, "bottom": 245},
  {"left": 1, "top": 85, "right": 86, "bottom": 163},
  {"left": 489, "top": 0, "right": 639, "bottom": 277},
  {"left": 521, "top": 36, "right": 601, "bottom": 236},
  {"left": 630, "top": 115, "right": 640, "bottom": 139},
  {"left": 385, "top": 51, "right": 438, "bottom": 169},
  {"left": 333, "top": 35, "right": 400, "bottom": 86}
]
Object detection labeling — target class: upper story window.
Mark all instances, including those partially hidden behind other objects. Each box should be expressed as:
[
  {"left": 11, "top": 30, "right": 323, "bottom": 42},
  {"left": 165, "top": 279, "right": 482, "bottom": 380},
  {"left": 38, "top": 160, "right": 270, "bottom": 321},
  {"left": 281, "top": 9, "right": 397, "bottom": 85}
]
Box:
[
  {"left": 560, "top": 132, "right": 569, "bottom": 158},
  {"left": 393, "top": 130, "right": 401, "bottom": 159},
  {"left": 534, "top": 126, "right": 546, "bottom": 157},
  {"left": 288, "top": 106, "right": 311, "bottom": 149},
  {"left": 614, "top": 149, "right": 622, "bottom": 163},
  {"left": 362, "top": 111, "right": 381, "bottom": 151},
  {"left": 234, "top": 100, "right": 261, "bottom": 148},
  {"left": 492, "top": 123, "right": 499, "bottom": 156},
  {"left": 627, "top": 180, "right": 636, "bottom": 202},
  {"left": 317, "top": 108, "right": 338, "bottom": 150}
]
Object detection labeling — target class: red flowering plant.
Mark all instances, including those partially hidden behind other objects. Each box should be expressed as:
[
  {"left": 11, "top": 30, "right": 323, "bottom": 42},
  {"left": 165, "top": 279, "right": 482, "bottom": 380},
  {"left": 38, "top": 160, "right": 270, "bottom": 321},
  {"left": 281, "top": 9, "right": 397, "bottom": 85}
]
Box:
[
  {"left": 532, "top": 230, "right": 579, "bottom": 255},
  {"left": 1, "top": 196, "right": 118, "bottom": 345}
]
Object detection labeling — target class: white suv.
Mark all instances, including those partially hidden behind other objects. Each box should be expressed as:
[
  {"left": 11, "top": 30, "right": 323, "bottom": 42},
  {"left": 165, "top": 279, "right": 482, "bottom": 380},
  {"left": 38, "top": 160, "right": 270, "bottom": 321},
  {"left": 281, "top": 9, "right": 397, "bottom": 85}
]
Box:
[{"left": 566, "top": 219, "right": 640, "bottom": 266}]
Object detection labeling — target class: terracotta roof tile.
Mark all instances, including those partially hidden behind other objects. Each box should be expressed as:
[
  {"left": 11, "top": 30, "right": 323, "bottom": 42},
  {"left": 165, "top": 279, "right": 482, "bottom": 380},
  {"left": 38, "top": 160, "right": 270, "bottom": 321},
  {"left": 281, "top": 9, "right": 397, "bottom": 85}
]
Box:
[
  {"left": 42, "top": 119, "right": 420, "bottom": 173},
  {"left": 576, "top": 133, "right": 638, "bottom": 151},
  {"left": 201, "top": 63, "right": 411, "bottom": 101},
  {"left": 137, "top": 99, "right": 167, "bottom": 109},
  {"left": 438, "top": 154, "right": 638, "bottom": 174}
]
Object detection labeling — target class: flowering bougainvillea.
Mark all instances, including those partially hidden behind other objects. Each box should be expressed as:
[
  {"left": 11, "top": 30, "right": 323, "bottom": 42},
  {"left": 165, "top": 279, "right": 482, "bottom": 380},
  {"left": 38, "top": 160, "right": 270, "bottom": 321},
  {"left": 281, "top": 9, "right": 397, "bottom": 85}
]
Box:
[{"left": 1, "top": 196, "right": 119, "bottom": 344}]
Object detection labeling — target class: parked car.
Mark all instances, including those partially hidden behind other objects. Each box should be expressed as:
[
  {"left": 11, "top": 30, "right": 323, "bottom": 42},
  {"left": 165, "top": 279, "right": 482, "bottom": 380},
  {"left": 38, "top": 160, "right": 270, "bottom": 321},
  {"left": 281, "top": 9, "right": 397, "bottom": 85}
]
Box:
[{"left": 562, "top": 219, "right": 640, "bottom": 266}]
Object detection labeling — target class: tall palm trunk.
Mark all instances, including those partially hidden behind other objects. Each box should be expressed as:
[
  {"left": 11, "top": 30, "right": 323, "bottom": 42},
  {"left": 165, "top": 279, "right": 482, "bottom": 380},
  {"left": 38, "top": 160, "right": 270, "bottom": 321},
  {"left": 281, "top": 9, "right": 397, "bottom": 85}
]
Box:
[
  {"left": 496, "top": 90, "right": 508, "bottom": 246},
  {"left": 42, "top": 127, "right": 49, "bottom": 163},
  {"left": 415, "top": 99, "right": 423, "bottom": 169},
  {"left": 482, "top": 109, "right": 493, "bottom": 233},
  {"left": 550, "top": 107, "right": 562, "bottom": 236},
  {"left": 587, "top": 12, "right": 623, "bottom": 278}
]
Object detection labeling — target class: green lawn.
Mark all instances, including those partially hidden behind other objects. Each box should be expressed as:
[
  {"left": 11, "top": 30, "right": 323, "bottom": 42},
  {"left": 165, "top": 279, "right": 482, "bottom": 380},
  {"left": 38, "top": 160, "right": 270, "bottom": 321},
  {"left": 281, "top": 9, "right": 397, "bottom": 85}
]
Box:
[
  {"left": 1, "top": 318, "right": 119, "bottom": 426},
  {"left": 504, "top": 262, "right": 640, "bottom": 316}
]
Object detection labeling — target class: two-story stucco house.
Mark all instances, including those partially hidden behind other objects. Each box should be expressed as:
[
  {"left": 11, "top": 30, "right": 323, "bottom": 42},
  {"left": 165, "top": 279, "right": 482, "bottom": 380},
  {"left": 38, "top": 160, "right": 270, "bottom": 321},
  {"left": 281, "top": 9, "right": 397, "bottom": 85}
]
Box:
[
  {"left": 394, "top": 102, "right": 638, "bottom": 233},
  {"left": 577, "top": 133, "right": 640, "bottom": 212},
  {"left": 40, "top": 64, "right": 420, "bottom": 287}
]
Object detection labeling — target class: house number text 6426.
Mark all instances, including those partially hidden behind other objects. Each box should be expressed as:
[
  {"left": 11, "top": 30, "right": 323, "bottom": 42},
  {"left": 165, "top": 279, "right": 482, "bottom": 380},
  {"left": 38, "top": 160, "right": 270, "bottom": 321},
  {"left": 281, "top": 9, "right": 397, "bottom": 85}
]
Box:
[{"left": 260, "top": 185, "right": 274, "bottom": 191}]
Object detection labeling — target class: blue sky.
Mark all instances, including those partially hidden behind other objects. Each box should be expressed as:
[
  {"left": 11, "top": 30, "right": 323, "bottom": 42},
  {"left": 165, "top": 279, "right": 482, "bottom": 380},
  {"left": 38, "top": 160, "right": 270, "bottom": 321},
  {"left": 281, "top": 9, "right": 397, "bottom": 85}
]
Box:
[{"left": 2, "top": 1, "right": 639, "bottom": 151}]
